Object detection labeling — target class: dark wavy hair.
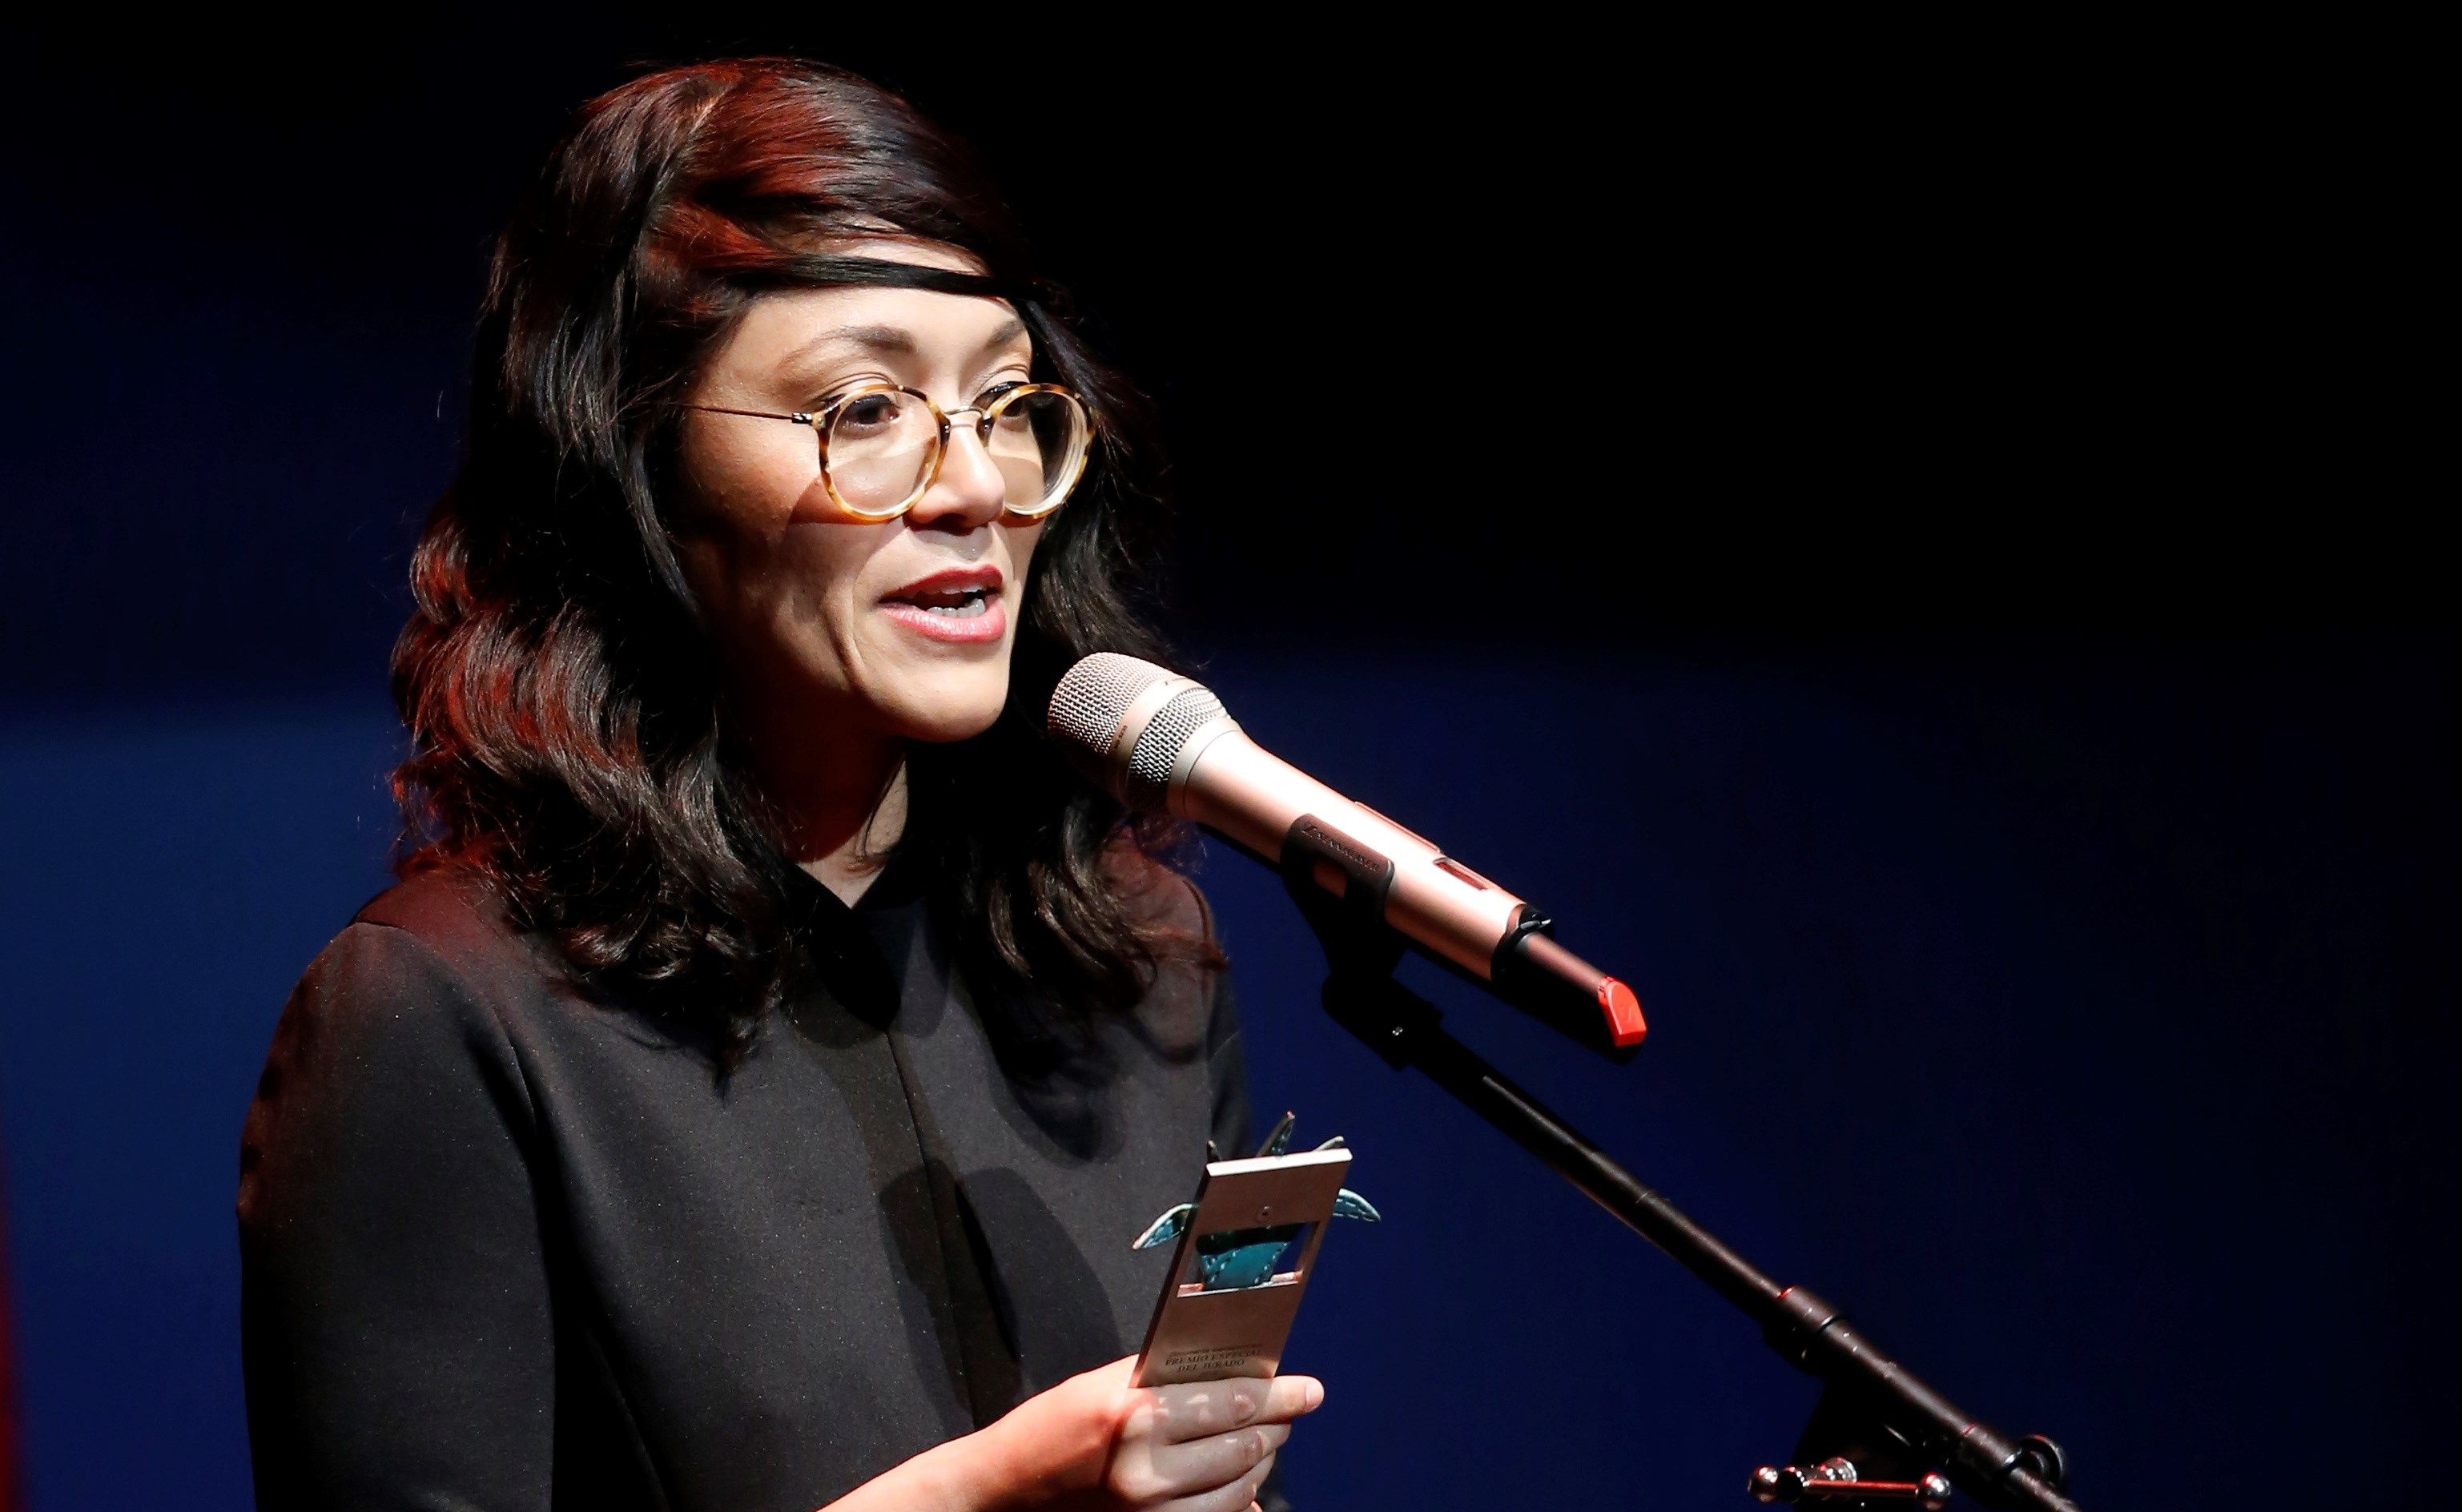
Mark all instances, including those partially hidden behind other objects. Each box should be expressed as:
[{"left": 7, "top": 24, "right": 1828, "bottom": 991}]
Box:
[{"left": 392, "top": 58, "right": 1210, "bottom": 1056}]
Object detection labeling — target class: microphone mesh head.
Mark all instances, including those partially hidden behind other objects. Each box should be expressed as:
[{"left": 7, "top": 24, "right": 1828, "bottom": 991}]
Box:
[
  {"left": 1046, "top": 651, "right": 1173, "bottom": 761},
  {"left": 1124, "top": 687, "right": 1227, "bottom": 812},
  {"left": 1048, "top": 653, "right": 1236, "bottom": 812}
]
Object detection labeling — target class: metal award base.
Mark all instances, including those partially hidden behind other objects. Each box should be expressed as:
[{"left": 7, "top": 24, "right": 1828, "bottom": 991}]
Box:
[{"left": 1276, "top": 819, "right": 2082, "bottom": 1512}]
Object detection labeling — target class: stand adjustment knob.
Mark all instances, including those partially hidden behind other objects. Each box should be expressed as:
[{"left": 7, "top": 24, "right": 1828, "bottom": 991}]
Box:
[
  {"left": 2014, "top": 1434, "right": 2069, "bottom": 1490},
  {"left": 1748, "top": 1458, "right": 1951, "bottom": 1509}
]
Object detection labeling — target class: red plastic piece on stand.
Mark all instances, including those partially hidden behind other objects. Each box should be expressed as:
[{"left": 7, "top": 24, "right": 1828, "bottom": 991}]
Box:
[{"left": 1599, "top": 978, "right": 1648, "bottom": 1048}]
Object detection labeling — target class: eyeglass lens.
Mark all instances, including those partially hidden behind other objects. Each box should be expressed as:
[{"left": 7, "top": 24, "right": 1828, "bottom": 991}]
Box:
[
  {"left": 984, "top": 390, "right": 1087, "bottom": 513},
  {"left": 824, "top": 392, "right": 938, "bottom": 516},
  {"left": 824, "top": 388, "right": 1087, "bottom": 517}
]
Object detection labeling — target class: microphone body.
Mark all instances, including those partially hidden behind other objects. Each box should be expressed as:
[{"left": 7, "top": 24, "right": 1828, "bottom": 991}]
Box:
[{"left": 1047, "top": 654, "right": 1645, "bottom": 1056}]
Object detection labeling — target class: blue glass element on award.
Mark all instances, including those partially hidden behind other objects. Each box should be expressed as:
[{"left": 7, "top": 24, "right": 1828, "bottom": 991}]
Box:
[{"left": 1131, "top": 1112, "right": 1381, "bottom": 1292}]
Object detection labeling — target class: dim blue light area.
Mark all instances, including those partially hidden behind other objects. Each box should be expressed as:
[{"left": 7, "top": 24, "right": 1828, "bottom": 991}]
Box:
[
  {"left": 0, "top": 700, "right": 404, "bottom": 1512},
  {"left": 2, "top": 642, "right": 2449, "bottom": 1508}
]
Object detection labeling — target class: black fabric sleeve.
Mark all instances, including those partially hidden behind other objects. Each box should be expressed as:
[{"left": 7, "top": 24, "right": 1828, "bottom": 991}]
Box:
[{"left": 238, "top": 921, "right": 555, "bottom": 1512}]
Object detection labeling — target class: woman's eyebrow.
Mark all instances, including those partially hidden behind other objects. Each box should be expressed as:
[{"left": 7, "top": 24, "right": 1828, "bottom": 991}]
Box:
[
  {"left": 782, "top": 316, "right": 1031, "bottom": 372},
  {"left": 782, "top": 324, "right": 920, "bottom": 367}
]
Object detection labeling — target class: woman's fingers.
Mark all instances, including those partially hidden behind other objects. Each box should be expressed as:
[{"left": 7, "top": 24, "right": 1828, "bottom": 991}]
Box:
[
  {"left": 1158, "top": 1451, "right": 1276, "bottom": 1512},
  {"left": 1145, "top": 1422, "right": 1286, "bottom": 1499},
  {"left": 1149, "top": 1373, "right": 1323, "bottom": 1444},
  {"left": 1107, "top": 1373, "right": 1315, "bottom": 1504},
  {"left": 1256, "top": 1373, "right": 1322, "bottom": 1427}
]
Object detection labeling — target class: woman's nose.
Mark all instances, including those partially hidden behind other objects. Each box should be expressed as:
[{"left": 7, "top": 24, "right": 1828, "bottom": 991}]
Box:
[{"left": 903, "top": 422, "right": 1008, "bottom": 529}]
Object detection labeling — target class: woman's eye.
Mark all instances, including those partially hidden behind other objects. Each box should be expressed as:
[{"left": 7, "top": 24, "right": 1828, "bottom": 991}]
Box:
[{"left": 835, "top": 392, "right": 904, "bottom": 432}]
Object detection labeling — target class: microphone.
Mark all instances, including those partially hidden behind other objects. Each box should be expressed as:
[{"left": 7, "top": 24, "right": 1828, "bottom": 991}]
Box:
[{"left": 1046, "top": 653, "right": 1646, "bottom": 1059}]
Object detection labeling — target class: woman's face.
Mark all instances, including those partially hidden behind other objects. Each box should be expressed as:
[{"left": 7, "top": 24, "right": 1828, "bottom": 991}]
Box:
[{"left": 674, "top": 244, "right": 1048, "bottom": 754}]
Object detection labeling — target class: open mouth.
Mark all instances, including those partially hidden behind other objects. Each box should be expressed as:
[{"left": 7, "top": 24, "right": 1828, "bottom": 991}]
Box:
[
  {"left": 881, "top": 565, "right": 1008, "bottom": 642},
  {"left": 893, "top": 584, "right": 996, "bottom": 619}
]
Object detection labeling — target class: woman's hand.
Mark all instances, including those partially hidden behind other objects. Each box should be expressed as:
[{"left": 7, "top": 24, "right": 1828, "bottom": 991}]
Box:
[
  {"left": 823, "top": 1356, "right": 1322, "bottom": 1512},
  {"left": 980, "top": 1355, "right": 1321, "bottom": 1511}
]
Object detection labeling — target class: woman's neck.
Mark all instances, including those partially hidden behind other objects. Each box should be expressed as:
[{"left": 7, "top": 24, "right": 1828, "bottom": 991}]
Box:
[{"left": 748, "top": 721, "right": 909, "bottom": 908}]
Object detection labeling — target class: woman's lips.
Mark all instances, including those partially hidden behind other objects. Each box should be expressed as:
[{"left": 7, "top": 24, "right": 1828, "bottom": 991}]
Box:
[{"left": 880, "top": 568, "right": 1007, "bottom": 645}]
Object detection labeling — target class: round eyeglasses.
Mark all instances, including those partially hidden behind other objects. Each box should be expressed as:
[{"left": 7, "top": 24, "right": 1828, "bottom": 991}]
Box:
[{"left": 690, "top": 382, "right": 1092, "bottom": 521}]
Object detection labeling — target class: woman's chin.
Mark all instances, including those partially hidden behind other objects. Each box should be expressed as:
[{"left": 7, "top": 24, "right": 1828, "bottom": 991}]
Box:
[{"left": 876, "top": 680, "right": 1011, "bottom": 746}]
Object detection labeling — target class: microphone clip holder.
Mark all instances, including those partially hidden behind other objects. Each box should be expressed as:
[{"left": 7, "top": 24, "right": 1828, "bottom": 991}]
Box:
[
  {"left": 1277, "top": 814, "right": 1640, "bottom": 1062},
  {"left": 1275, "top": 823, "right": 2081, "bottom": 1512}
]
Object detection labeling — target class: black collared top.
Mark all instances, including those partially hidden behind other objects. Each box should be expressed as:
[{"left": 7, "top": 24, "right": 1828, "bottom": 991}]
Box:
[{"left": 237, "top": 852, "right": 1261, "bottom": 1511}]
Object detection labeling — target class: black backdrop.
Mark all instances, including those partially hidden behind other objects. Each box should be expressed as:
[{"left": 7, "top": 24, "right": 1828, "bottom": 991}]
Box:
[{"left": 1, "top": 15, "right": 2452, "bottom": 1510}]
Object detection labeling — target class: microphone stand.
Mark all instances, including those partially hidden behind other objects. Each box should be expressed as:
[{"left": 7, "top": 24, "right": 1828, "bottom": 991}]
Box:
[{"left": 1275, "top": 823, "right": 2083, "bottom": 1512}]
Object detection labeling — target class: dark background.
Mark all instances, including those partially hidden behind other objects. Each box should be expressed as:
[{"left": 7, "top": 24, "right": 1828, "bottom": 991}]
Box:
[{"left": 1, "top": 14, "right": 2451, "bottom": 1510}]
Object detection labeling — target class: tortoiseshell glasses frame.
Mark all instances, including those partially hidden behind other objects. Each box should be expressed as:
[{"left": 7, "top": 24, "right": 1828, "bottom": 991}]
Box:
[{"left": 687, "top": 380, "right": 1092, "bottom": 522}]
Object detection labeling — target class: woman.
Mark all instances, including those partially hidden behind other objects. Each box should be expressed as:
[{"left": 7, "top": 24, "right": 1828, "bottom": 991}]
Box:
[{"left": 237, "top": 58, "right": 1318, "bottom": 1512}]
